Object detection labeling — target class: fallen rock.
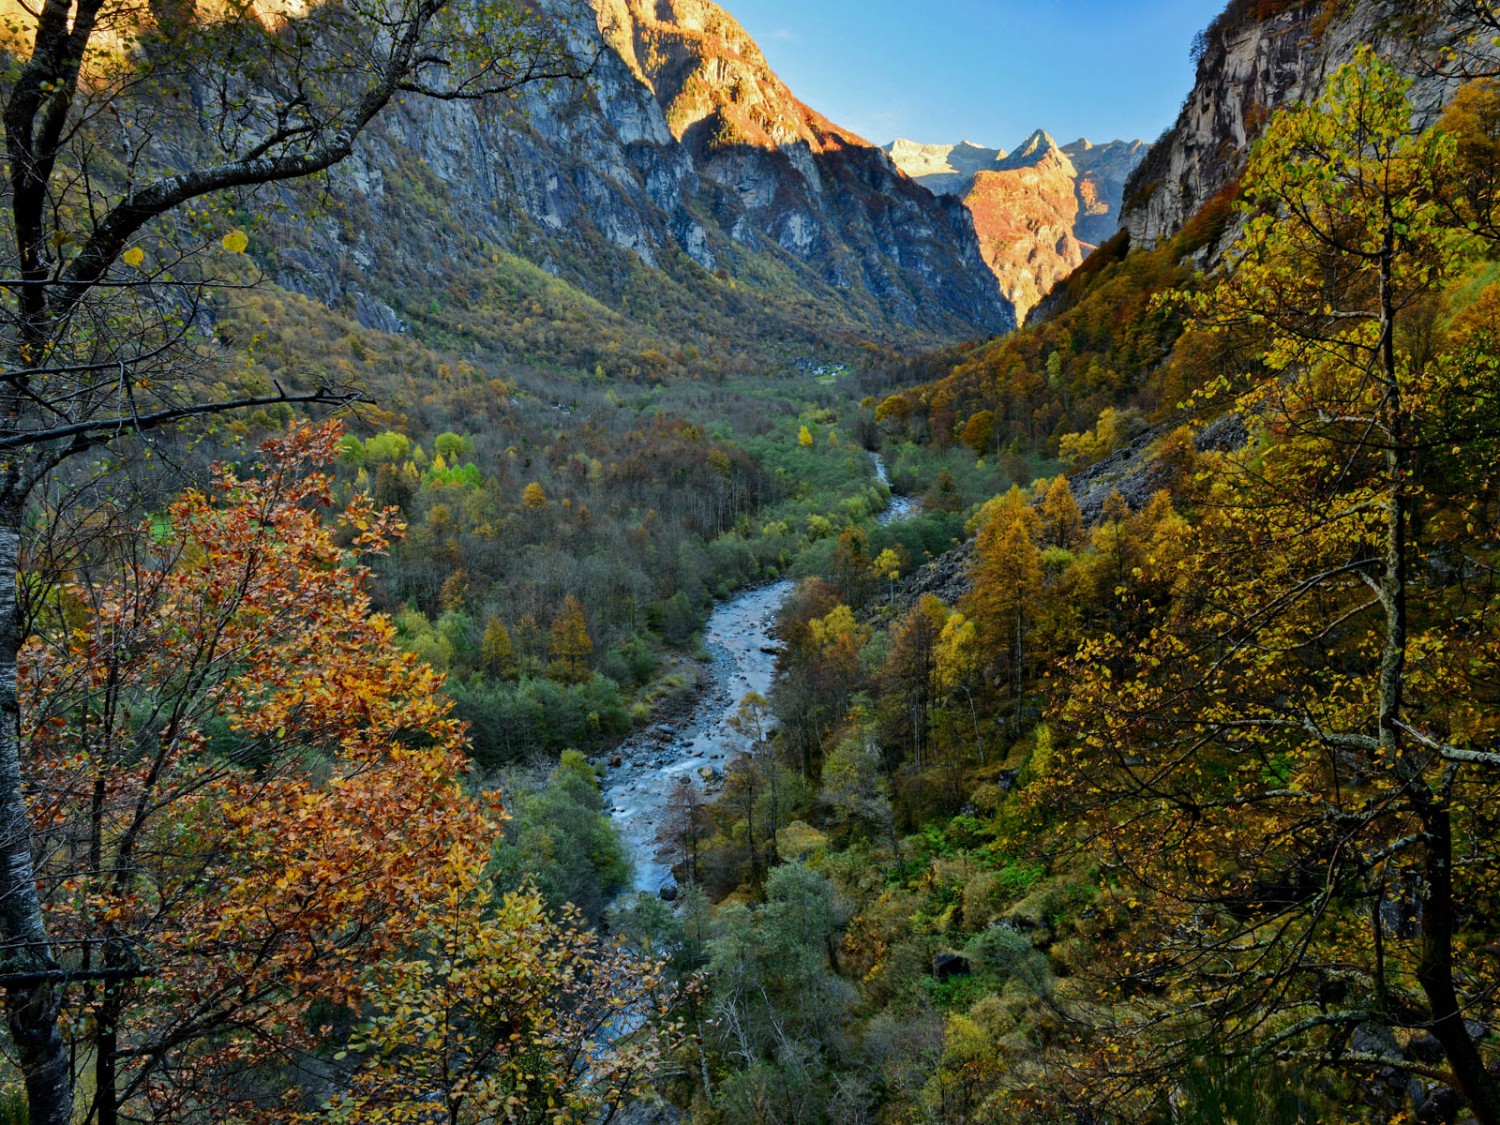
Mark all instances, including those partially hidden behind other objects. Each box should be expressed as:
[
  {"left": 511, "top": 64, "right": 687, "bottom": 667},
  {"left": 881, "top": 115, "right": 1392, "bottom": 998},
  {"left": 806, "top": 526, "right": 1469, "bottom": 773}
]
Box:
[{"left": 1418, "top": 1086, "right": 1462, "bottom": 1125}]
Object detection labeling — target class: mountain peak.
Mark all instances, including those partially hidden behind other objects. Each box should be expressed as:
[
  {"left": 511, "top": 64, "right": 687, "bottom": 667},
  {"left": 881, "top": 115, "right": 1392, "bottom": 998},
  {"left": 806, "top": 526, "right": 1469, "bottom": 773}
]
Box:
[
  {"left": 597, "top": 0, "right": 868, "bottom": 154},
  {"left": 1017, "top": 128, "right": 1059, "bottom": 153},
  {"left": 996, "top": 129, "right": 1063, "bottom": 166},
  {"left": 887, "top": 126, "right": 1146, "bottom": 322}
]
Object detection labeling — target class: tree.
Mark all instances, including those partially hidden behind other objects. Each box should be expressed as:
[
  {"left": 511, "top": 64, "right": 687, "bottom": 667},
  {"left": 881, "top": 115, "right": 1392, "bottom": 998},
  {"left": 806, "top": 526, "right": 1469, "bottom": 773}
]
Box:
[
  {"left": 548, "top": 595, "right": 594, "bottom": 685},
  {"left": 819, "top": 711, "right": 900, "bottom": 857},
  {"left": 482, "top": 616, "right": 518, "bottom": 679},
  {"left": 829, "top": 525, "right": 872, "bottom": 606},
  {"left": 16, "top": 423, "right": 653, "bottom": 1122},
  {"left": 932, "top": 611, "right": 984, "bottom": 763},
  {"left": 1038, "top": 476, "right": 1082, "bottom": 551},
  {"left": 873, "top": 547, "right": 902, "bottom": 604},
  {"left": 491, "top": 751, "right": 631, "bottom": 926},
  {"left": 960, "top": 410, "right": 997, "bottom": 456},
  {"left": 311, "top": 884, "right": 662, "bottom": 1125},
  {"left": 704, "top": 864, "right": 854, "bottom": 1122},
  {"left": 522, "top": 481, "right": 550, "bottom": 510},
  {"left": 657, "top": 777, "right": 711, "bottom": 885},
  {"left": 1045, "top": 51, "right": 1500, "bottom": 1121},
  {"left": 1437, "top": 77, "right": 1500, "bottom": 241},
  {"left": 877, "top": 595, "right": 948, "bottom": 771},
  {"left": 963, "top": 487, "right": 1043, "bottom": 731},
  {"left": 729, "top": 691, "right": 780, "bottom": 867},
  {"left": 0, "top": 3, "right": 585, "bottom": 1118}
]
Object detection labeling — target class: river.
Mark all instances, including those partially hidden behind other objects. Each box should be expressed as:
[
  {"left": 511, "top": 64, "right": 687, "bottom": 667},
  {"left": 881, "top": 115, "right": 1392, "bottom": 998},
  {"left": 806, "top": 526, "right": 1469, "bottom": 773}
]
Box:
[{"left": 603, "top": 453, "right": 910, "bottom": 897}]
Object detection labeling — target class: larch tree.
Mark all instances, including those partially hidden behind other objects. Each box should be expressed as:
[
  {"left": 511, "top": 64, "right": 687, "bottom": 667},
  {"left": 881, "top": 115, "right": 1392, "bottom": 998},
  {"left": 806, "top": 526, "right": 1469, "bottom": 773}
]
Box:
[
  {"left": 0, "top": 2, "right": 588, "bottom": 1118},
  {"left": 963, "top": 486, "right": 1043, "bottom": 732},
  {"left": 482, "top": 615, "right": 519, "bottom": 679},
  {"left": 1038, "top": 475, "right": 1082, "bottom": 552},
  {"left": 1045, "top": 49, "right": 1500, "bottom": 1121},
  {"left": 548, "top": 594, "right": 593, "bottom": 684}
]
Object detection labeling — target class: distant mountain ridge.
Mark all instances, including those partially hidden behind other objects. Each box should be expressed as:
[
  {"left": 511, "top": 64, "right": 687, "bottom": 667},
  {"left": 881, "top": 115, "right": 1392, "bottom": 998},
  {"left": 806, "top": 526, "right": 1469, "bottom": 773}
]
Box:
[{"left": 884, "top": 132, "right": 1146, "bottom": 321}]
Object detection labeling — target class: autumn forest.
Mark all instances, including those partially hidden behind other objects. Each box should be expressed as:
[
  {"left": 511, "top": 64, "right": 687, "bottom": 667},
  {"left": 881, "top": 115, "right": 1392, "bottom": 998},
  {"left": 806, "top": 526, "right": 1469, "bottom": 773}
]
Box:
[{"left": 1, "top": 0, "right": 1499, "bottom": 1123}]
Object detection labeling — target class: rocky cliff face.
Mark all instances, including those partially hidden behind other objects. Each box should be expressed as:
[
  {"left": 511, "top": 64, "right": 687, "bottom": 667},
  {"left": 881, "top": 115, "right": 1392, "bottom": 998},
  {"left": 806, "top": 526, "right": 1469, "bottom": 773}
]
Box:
[
  {"left": 274, "top": 0, "right": 1013, "bottom": 353},
  {"left": 961, "top": 132, "right": 1085, "bottom": 323},
  {"left": 886, "top": 132, "right": 1144, "bottom": 322},
  {"left": 1122, "top": 0, "right": 1480, "bottom": 251},
  {"left": 1068, "top": 138, "right": 1149, "bottom": 245}
]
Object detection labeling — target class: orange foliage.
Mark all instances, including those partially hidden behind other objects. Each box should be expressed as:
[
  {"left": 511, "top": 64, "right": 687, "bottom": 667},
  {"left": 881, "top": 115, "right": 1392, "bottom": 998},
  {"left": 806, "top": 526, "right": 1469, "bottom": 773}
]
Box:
[{"left": 19, "top": 423, "right": 656, "bottom": 1120}]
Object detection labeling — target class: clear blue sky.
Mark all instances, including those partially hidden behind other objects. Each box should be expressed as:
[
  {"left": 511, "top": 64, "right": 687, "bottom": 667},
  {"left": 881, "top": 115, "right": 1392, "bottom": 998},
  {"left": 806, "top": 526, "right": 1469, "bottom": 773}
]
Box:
[{"left": 721, "top": 0, "right": 1227, "bottom": 149}]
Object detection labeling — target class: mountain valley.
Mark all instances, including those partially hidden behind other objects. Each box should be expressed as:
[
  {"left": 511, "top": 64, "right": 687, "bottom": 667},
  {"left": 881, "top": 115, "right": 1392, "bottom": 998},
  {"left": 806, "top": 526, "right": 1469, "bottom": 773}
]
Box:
[{"left": 2, "top": 0, "right": 1500, "bottom": 1122}]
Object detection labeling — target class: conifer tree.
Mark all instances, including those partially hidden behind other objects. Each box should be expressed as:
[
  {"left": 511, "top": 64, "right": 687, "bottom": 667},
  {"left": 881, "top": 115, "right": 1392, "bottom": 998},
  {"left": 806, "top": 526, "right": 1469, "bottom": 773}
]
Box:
[{"left": 549, "top": 596, "right": 594, "bottom": 685}]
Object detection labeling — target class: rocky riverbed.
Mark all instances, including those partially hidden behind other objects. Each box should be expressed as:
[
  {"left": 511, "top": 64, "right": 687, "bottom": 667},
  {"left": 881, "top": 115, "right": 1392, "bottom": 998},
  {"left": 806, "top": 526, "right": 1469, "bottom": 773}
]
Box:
[
  {"left": 604, "top": 453, "right": 910, "bottom": 897},
  {"left": 603, "top": 580, "right": 791, "bottom": 896}
]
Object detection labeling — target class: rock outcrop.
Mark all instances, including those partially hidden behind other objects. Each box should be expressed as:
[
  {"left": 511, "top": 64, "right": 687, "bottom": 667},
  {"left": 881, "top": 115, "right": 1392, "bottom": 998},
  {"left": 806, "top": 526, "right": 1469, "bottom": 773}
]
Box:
[
  {"left": 886, "top": 132, "right": 1145, "bottom": 322},
  {"left": 1122, "top": 0, "right": 1484, "bottom": 252}
]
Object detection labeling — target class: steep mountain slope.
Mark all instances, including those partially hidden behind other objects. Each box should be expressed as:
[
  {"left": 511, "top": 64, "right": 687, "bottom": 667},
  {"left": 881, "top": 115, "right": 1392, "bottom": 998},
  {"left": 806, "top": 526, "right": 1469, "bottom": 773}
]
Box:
[
  {"left": 265, "top": 0, "right": 1013, "bottom": 374},
  {"left": 886, "top": 132, "right": 1145, "bottom": 321},
  {"left": 1123, "top": 0, "right": 1475, "bottom": 250}
]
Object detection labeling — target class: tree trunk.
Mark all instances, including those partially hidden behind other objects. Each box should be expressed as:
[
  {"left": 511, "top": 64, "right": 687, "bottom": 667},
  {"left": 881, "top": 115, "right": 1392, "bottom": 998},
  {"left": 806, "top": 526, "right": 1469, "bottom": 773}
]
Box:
[
  {"left": 95, "top": 983, "right": 120, "bottom": 1125},
  {"left": 1418, "top": 804, "right": 1500, "bottom": 1125},
  {"left": 1373, "top": 223, "right": 1498, "bottom": 1125},
  {"left": 0, "top": 500, "right": 73, "bottom": 1125}
]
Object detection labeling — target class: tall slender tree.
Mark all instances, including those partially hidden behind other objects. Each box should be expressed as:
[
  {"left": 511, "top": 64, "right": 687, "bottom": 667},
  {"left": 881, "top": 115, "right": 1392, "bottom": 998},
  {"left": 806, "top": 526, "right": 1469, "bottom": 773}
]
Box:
[{"left": 1047, "top": 49, "right": 1500, "bottom": 1121}]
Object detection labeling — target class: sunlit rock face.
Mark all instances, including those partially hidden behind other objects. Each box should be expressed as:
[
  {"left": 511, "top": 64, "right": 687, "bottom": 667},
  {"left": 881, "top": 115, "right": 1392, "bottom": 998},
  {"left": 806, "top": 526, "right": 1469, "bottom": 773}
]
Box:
[
  {"left": 887, "top": 132, "right": 1146, "bottom": 323},
  {"left": 584, "top": 0, "right": 1014, "bottom": 334}
]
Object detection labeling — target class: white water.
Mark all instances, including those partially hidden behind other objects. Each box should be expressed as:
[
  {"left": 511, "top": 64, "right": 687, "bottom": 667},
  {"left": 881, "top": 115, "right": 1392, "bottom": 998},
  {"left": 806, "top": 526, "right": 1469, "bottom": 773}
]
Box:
[
  {"left": 604, "top": 452, "right": 913, "bottom": 897},
  {"left": 603, "top": 581, "right": 790, "bottom": 895},
  {"left": 873, "top": 452, "right": 915, "bottom": 526}
]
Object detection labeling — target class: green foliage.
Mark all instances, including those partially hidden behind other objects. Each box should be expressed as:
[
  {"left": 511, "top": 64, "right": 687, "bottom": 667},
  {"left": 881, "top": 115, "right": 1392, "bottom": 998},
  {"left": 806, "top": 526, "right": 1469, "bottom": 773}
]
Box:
[
  {"left": 361, "top": 431, "right": 412, "bottom": 464},
  {"left": 449, "top": 675, "right": 631, "bottom": 769},
  {"left": 962, "top": 926, "right": 1047, "bottom": 992},
  {"left": 432, "top": 431, "right": 473, "bottom": 459},
  {"left": 704, "top": 864, "right": 858, "bottom": 1120},
  {"left": 490, "top": 750, "right": 630, "bottom": 925}
]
